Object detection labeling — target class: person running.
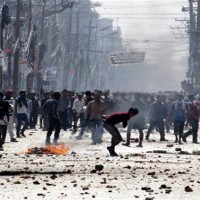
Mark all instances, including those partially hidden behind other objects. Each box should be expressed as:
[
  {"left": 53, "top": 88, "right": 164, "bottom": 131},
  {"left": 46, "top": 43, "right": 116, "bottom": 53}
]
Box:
[{"left": 103, "top": 107, "right": 139, "bottom": 156}]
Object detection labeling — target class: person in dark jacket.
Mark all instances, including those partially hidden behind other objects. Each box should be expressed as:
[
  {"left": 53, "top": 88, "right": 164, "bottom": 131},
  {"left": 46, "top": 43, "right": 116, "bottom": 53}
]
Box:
[
  {"left": 46, "top": 92, "right": 61, "bottom": 146},
  {"left": 145, "top": 95, "right": 166, "bottom": 141},
  {"left": 0, "top": 92, "right": 10, "bottom": 151},
  {"left": 103, "top": 107, "right": 139, "bottom": 156}
]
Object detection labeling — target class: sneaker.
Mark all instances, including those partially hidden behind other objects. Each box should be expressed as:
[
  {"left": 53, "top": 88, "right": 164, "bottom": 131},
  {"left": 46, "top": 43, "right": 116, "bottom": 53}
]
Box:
[
  {"left": 122, "top": 143, "right": 130, "bottom": 147},
  {"left": 160, "top": 138, "right": 168, "bottom": 141},
  {"left": 136, "top": 144, "right": 143, "bottom": 147},
  {"left": 182, "top": 136, "right": 187, "bottom": 143},
  {"left": 53, "top": 141, "right": 59, "bottom": 145},
  {"left": 17, "top": 135, "right": 22, "bottom": 138},
  {"left": 145, "top": 136, "right": 149, "bottom": 140},
  {"left": 45, "top": 141, "right": 51, "bottom": 146},
  {"left": 107, "top": 146, "right": 119, "bottom": 157},
  {"left": 0, "top": 147, "right": 4, "bottom": 151},
  {"left": 21, "top": 133, "right": 26, "bottom": 137},
  {"left": 97, "top": 139, "right": 103, "bottom": 144},
  {"left": 91, "top": 142, "right": 97, "bottom": 145},
  {"left": 11, "top": 138, "right": 18, "bottom": 142}
]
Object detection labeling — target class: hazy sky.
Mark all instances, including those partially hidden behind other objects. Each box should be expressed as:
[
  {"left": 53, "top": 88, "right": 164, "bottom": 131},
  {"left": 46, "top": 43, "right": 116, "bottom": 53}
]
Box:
[{"left": 92, "top": 0, "right": 189, "bottom": 92}]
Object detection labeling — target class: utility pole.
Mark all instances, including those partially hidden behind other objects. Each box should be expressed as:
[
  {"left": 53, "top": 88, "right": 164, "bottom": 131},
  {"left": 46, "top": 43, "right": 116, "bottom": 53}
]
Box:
[
  {"left": 27, "top": 0, "right": 32, "bottom": 93},
  {"left": 192, "top": 0, "right": 200, "bottom": 85},
  {"left": 71, "top": 8, "right": 80, "bottom": 91},
  {"left": 84, "top": 19, "right": 92, "bottom": 89},
  {"left": 188, "top": 0, "right": 196, "bottom": 84},
  {"left": 63, "top": 5, "right": 73, "bottom": 88},
  {"left": 13, "top": 0, "right": 21, "bottom": 98}
]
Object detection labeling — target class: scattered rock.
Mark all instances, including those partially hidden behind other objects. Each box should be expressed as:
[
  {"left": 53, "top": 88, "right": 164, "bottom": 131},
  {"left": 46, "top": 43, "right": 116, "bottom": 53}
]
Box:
[
  {"left": 153, "top": 150, "right": 167, "bottom": 154},
  {"left": 147, "top": 172, "right": 156, "bottom": 176},
  {"left": 193, "top": 151, "right": 200, "bottom": 155},
  {"left": 37, "top": 193, "right": 45, "bottom": 196},
  {"left": 141, "top": 187, "right": 152, "bottom": 192},
  {"left": 33, "top": 181, "right": 40, "bottom": 185},
  {"left": 179, "top": 151, "right": 190, "bottom": 155},
  {"left": 159, "top": 184, "right": 167, "bottom": 189},
  {"left": 50, "top": 174, "right": 58, "bottom": 179},
  {"left": 66, "top": 169, "right": 72, "bottom": 174},
  {"left": 145, "top": 197, "right": 154, "bottom": 200},
  {"left": 95, "top": 165, "right": 104, "bottom": 171},
  {"left": 167, "top": 144, "right": 173, "bottom": 147},
  {"left": 185, "top": 186, "right": 193, "bottom": 192},
  {"left": 124, "top": 165, "right": 131, "bottom": 169},
  {"left": 13, "top": 181, "right": 21, "bottom": 184},
  {"left": 175, "top": 148, "right": 182, "bottom": 151}
]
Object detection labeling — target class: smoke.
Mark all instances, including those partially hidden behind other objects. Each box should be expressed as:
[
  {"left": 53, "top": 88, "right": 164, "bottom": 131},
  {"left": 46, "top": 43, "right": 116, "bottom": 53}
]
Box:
[{"left": 98, "top": 0, "right": 188, "bottom": 92}]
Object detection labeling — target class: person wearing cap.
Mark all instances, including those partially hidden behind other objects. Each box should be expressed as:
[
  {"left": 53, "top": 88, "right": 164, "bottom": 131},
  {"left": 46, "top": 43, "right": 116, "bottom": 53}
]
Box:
[
  {"left": 182, "top": 94, "right": 199, "bottom": 143},
  {"left": 4, "top": 90, "right": 18, "bottom": 142}
]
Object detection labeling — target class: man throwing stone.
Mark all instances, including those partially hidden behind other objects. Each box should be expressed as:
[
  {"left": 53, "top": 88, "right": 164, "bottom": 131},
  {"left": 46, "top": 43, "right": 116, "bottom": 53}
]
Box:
[{"left": 103, "top": 108, "right": 139, "bottom": 156}]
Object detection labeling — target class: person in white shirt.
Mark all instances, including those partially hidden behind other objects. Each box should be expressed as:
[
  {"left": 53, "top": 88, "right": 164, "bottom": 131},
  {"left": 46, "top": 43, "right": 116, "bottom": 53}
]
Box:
[
  {"left": 72, "top": 93, "right": 85, "bottom": 130},
  {"left": 14, "top": 91, "right": 29, "bottom": 138}
]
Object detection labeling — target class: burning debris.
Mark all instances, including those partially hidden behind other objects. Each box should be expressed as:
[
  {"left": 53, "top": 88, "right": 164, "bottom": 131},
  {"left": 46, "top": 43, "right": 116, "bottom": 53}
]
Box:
[{"left": 21, "top": 143, "right": 70, "bottom": 155}]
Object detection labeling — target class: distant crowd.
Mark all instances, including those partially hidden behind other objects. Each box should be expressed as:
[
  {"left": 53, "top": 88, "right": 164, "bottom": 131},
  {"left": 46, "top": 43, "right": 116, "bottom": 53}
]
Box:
[{"left": 0, "top": 89, "right": 199, "bottom": 156}]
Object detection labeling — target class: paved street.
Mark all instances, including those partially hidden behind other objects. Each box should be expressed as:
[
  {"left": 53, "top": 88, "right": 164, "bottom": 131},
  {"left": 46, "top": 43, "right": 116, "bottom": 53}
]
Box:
[{"left": 1, "top": 128, "right": 200, "bottom": 200}]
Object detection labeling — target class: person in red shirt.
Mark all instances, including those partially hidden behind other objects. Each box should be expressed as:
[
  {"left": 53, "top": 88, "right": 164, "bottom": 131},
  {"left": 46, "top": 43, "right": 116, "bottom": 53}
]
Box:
[
  {"left": 182, "top": 94, "right": 199, "bottom": 143},
  {"left": 103, "top": 108, "right": 139, "bottom": 156}
]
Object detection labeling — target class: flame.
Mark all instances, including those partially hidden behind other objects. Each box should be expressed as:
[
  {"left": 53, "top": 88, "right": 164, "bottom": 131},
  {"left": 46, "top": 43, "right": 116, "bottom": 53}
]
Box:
[
  {"left": 20, "top": 143, "right": 70, "bottom": 155},
  {"left": 45, "top": 143, "right": 70, "bottom": 155}
]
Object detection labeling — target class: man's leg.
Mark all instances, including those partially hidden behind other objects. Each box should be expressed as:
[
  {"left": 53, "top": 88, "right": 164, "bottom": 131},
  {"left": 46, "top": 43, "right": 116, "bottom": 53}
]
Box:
[
  {"left": 178, "top": 121, "right": 185, "bottom": 144},
  {"left": 146, "top": 120, "right": 155, "bottom": 140},
  {"left": 158, "top": 120, "right": 165, "bottom": 141},
  {"left": 192, "top": 120, "right": 199, "bottom": 143},
  {"left": 90, "top": 120, "right": 97, "bottom": 144},
  {"left": 124, "top": 123, "right": 132, "bottom": 146},
  {"left": 103, "top": 123, "right": 119, "bottom": 156},
  {"left": 96, "top": 120, "right": 104, "bottom": 143},
  {"left": 173, "top": 121, "right": 179, "bottom": 143},
  {"left": 0, "top": 127, "right": 3, "bottom": 150},
  {"left": 20, "top": 114, "right": 29, "bottom": 137},
  {"left": 137, "top": 127, "right": 144, "bottom": 147},
  {"left": 1, "top": 125, "right": 7, "bottom": 145},
  {"left": 46, "top": 119, "right": 54, "bottom": 145},
  {"left": 53, "top": 118, "right": 61, "bottom": 144},
  {"left": 16, "top": 114, "right": 22, "bottom": 137},
  {"left": 8, "top": 115, "right": 15, "bottom": 141}
]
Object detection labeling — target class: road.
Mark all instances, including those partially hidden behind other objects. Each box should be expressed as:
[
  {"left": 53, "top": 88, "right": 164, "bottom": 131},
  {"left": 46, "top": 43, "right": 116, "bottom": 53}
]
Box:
[{"left": 0, "top": 127, "right": 200, "bottom": 200}]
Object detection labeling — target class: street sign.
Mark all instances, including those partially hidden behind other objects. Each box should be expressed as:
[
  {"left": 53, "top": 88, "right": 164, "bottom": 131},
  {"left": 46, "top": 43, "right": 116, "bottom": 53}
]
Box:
[{"left": 110, "top": 52, "right": 145, "bottom": 65}]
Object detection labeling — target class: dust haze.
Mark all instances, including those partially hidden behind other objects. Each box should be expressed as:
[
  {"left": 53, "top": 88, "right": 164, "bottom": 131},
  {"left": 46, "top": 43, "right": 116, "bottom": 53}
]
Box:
[{"left": 95, "top": 0, "right": 188, "bottom": 92}]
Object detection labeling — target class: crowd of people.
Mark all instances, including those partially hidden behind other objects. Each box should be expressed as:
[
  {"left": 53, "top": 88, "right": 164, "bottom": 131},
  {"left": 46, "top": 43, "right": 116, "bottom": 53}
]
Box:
[{"left": 0, "top": 89, "right": 199, "bottom": 156}]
